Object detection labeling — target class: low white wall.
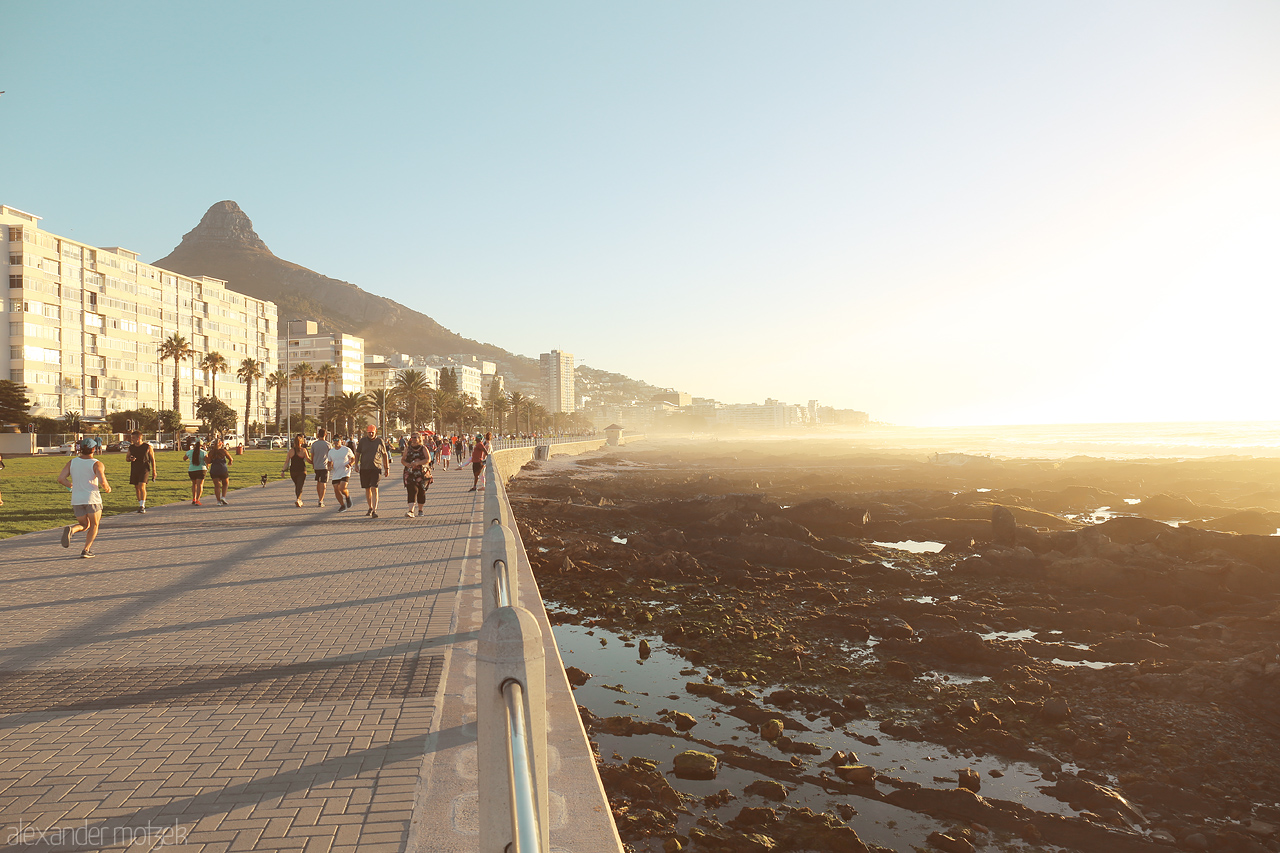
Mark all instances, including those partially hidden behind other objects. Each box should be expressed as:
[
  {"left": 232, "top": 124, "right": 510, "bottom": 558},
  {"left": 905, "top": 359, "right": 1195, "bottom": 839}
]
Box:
[{"left": 0, "top": 434, "right": 36, "bottom": 456}]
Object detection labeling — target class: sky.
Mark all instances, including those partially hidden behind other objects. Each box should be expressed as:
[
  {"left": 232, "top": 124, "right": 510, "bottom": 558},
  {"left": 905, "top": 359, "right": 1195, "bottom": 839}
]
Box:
[{"left": 2, "top": 1, "right": 1278, "bottom": 426}]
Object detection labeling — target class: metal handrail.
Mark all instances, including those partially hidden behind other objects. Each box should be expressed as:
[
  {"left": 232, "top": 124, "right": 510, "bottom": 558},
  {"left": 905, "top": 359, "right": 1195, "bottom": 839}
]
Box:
[
  {"left": 503, "top": 678, "right": 543, "bottom": 853},
  {"left": 494, "top": 559, "right": 512, "bottom": 608}
]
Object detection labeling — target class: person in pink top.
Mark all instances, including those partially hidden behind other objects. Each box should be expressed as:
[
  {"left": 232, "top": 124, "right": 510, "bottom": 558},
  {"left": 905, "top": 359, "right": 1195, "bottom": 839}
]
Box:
[{"left": 468, "top": 433, "right": 489, "bottom": 492}]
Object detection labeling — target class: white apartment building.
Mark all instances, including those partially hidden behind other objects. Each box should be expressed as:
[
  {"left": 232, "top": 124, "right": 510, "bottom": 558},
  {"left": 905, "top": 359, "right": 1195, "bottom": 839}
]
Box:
[
  {"left": 1, "top": 205, "right": 277, "bottom": 426},
  {"left": 363, "top": 353, "right": 438, "bottom": 398},
  {"left": 278, "top": 321, "right": 364, "bottom": 423},
  {"left": 539, "top": 349, "right": 575, "bottom": 413},
  {"left": 425, "top": 356, "right": 482, "bottom": 402},
  {"left": 715, "top": 399, "right": 805, "bottom": 429}
]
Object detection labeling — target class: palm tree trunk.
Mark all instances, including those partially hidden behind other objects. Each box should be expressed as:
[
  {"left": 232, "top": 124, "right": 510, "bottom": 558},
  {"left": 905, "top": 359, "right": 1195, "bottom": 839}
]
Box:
[
  {"left": 172, "top": 361, "right": 181, "bottom": 413},
  {"left": 244, "top": 379, "right": 253, "bottom": 437}
]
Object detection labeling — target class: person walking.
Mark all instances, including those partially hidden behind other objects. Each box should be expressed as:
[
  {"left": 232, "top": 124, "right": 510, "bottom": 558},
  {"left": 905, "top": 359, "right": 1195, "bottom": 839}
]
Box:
[
  {"left": 355, "top": 423, "right": 391, "bottom": 518},
  {"left": 125, "top": 430, "right": 156, "bottom": 513},
  {"left": 208, "top": 438, "right": 233, "bottom": 505},
  {"left": 439, "top": 435, "right": 451, "bottom": 470},
  {"left": 281, "top": 434, "right": 311, "bottom": 507},
  {"left": 311, "top": 427, "right": 332, "bottom": 507},
  {"left": 468, "top": 433, "right": 489, "bottom": 491},
  {"left": 326, "top": 434, "right": 355, "bottom": 512},
  {"left": 401, "top": 432, "right": 433, "bottom": 517},
  {"left": 57, "top": 437, "right": 111, "bottom": 558},
  {"left": 454, "top": 436, "right": 465, "bottom": 472},
  {"left": 184, "top": 438, "right": 208, "bottom": 505}
]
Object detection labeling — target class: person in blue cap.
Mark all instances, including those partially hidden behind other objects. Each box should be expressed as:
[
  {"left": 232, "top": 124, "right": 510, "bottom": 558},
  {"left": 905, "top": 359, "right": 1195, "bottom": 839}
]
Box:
[{"left": 56, "top": 437, "right": 113, "bottom": 558}]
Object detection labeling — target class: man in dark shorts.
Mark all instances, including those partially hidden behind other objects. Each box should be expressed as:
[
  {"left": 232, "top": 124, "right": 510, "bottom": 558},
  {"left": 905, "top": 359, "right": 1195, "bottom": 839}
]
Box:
[
  {"left": 311, "top": 427, "right": 332, "bottom": 507},
  {"left": 355, "top": 423, "right": 391, "bottom": 518},
  {"left": 125, "top": 430, "right": 156, "bottom": 513}
]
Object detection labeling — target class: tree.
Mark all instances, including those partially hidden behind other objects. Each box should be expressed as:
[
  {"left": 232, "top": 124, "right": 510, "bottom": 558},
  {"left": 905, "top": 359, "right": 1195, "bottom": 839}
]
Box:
[
  {"left": 332, "top": 391, "right": 375, "bottom": 436},
  {"left": 159, "top": 409, "right": 184, "bottom": 434},
  {"left": 201, "top": 351, "right": 228, "bottom": 399},
  {"left": 0, "top": 380, "right": 32, "bottom": 425},
  {"left": 265, "top": 370, "right": 288, "bottom": 433},
  {"left": 196, "top": 396, "right": 237, "bottom": 435},
  {"left": 60, "top": 411, "right": 83, "bottom": 433},
  {"left": 439, "top": 367, "right": 459, "bottom": 395},
  {"left": 508, "top": 391, "right": 527, "bottom": 434},
  {"left": 236, "top": 358, "right": 264, "bottom": 438},
  {"left": 158, "top": 334, "right": 195, "bottom": 414},
  {"left": 369, "top": 388, "right": 393, "bottom": 431},
  {"left": 106, "top": 408, "right": 159, "bottom": 433},
  {"left": 314, "top": 363, "right": 339, "bottom": 432},
  {"left": 490, "top": 394, "right": 511, "bottom": 433},
  {"left": 290, "top": 362, "right": 314, "bottom": 434},
  {"left": 392, "top": 369, "right": 433, "bottom": 431}
]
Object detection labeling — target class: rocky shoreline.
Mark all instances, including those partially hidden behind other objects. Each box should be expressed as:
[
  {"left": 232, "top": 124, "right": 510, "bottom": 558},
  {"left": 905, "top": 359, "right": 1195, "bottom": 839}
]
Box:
[{"left": 509, "top": 441, "right": 1280, "bottom": 853}]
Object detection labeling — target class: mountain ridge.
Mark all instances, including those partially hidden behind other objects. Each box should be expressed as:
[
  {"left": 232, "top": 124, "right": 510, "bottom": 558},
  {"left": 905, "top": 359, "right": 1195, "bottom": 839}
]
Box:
[{"left": 152, "top": 201, "right": 538, "bottom": 381}]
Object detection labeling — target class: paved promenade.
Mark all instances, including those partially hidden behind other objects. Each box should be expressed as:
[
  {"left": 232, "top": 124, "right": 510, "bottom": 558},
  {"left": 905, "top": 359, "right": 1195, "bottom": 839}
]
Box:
[{"left": 0, "top": 460, "right": 619, "bottom": 853}]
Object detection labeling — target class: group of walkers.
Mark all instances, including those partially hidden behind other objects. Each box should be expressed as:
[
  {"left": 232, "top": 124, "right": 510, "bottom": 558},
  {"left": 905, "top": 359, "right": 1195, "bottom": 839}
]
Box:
[
  {"left": 283, "top": 426, "right": 492, "bottom": 518},
  {"left": 54, "top": 425, "right": 493, "bottom": 558}
]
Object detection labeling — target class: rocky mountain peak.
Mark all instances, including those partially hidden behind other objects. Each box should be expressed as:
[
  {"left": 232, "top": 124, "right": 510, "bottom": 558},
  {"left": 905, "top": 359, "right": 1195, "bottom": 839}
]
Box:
[{"left": 173, "top": 200, "right": 270, "bottom": 254}]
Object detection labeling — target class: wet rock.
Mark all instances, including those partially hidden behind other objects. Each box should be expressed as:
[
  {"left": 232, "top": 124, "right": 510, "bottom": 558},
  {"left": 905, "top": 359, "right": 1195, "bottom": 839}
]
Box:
[
  {"left": 760, "top": 719, "right": 785, "bottom": 742},
  {"left": 668, "top": 711, "right": 697, "bottom": 731},
  {"left": 744, "top": 780, "right": 788, "bottom": 801},
  {"left": 1092, "top": 636, "right": 1172, "bottom": 662},
  {"left": 879, "top": 617, "right": 915, "bottom": 640},
  {"left": 565, "top": 666, "right": 592, "bottom": 687},
  {"left": 957, "top": 768, "right": 981, "bottom": 792},
  {"left": 927, "top": 830, "right": 976, "bottom": 853},
  {"left": 638, "top": 639, "right": 652, "bottom": 658},
  {"left": 992, "top": 505, "right": 1017, "bottom": 546},
  {"left": 662, "top": 838, "right": 684, "bottom": 853},
  {"left": 1041, "top": 696, "right": 1071, "bottom": 723},
  {"left": 673, "top": 750, "right": 718, "bottom": 780},
  {"left": 1040, "top": 776, "right": 1146, "bottom": 825},
  {"left": 598, "top": 759, "right": 682, "bottom": 809},
  {"left": 835, "top": 765, "right": 877, "bottom": 785},
  {"left": 885, "top": 660, "right": 916, "bottom": 679},
  {"left": 734, "top": 806, "right": 779, "bottom": 827}
]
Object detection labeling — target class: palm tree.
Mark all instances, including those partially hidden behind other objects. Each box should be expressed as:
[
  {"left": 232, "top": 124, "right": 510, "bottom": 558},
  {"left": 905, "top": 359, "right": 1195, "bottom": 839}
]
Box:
[
  {"left": 265, "top": 369, "right": 288, "bottom": 433},
  {"left": 332, "top": 391, "right": 376, "bottom": 436},
  {"left": 290, "top": 362, "right": 314, "bottom": 433},
  {"left": 392, "top": 369, "right": 432, "bottom": 430},
  {"left": 508, "top": 391, "right": 527, "bottom": 435},
  {"left": 158, "top": 333, "right": 194, "bottom": 415},
  {"left": 201, "top": 351, "right": 228, "bottom": 399},
  {"left": 369, "top": 388, "right": 393, "bottom": 431},
  {"left": 491, "top": 394, "right": 511, "bottom": 433},
  {"left": 236, "top": 358, "right": 264, "bottom": 438},
  {"left": 314, "top": 363, "right": 340, "bottom": 431}
]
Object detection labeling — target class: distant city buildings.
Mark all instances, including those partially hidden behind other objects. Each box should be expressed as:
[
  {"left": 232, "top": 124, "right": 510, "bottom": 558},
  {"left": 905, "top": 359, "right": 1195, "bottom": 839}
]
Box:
[
  {"left": 1, "top": 204, "right": 278, "bottom": 426},
  {"left": 539, "top": 349, "right": 575, "bottom": 413},
  {"left": 278, "top": 321, "right": 363, "bottom": 421}
]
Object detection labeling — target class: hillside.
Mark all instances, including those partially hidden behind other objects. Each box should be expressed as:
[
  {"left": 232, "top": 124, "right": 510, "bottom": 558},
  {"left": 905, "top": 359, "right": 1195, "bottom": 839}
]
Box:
[{"left": 152, "top": 201, "right": 539, "bottom": 381}]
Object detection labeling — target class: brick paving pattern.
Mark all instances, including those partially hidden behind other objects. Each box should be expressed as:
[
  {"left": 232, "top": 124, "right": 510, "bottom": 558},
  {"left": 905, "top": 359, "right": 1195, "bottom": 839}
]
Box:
[{"left": 0, "top": 468, "right": 482, "bottom": 852}]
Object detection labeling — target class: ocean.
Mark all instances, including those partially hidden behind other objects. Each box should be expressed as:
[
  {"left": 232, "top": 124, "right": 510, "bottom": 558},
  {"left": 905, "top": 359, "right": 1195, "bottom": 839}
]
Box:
[{"left": 849, "top": 420, "right": 1280, "bottom": 460}]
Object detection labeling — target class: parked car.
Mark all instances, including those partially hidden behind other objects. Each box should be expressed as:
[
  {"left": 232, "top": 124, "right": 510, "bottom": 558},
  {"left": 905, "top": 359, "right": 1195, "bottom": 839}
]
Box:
[
  {"left": 152, "top": 439, "right": 173, "bottom": 451},
  {"left": 58, "top": 441, "right": 78, "bottom": 454},
  {"left": 105, "top": 441, "right": 127, "bottom": 452},
  {"left": 180, "top": 434, "right": 208, "bottom": 451}
]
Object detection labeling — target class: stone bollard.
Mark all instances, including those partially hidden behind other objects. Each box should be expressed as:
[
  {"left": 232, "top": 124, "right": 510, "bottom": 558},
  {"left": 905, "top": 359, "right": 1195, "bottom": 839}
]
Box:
[
  {"left": 481, "top": 520, "right": 521, "bottom": 616},
  {"left": 478, "top": 605, "right": 549, "bottom": 853}
]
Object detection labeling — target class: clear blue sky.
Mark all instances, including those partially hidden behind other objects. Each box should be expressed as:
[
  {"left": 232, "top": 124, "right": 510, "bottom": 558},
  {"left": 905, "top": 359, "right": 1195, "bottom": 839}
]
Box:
[{"left": 4, "top": 1, "right": 1278, "bottom": 425}]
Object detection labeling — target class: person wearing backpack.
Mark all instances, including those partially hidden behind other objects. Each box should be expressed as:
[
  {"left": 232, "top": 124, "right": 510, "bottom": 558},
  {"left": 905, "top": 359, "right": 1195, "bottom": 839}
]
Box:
[{"left": 183, "top": 438, "right": 209, "bottom": 506}]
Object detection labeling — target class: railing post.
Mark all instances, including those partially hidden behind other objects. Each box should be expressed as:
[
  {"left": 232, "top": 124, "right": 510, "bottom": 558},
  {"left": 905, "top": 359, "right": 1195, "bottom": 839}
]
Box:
[
  {"left": 478, "top": 605, "right": 549, "bottom": 852},
  {"left": 481, "top": 519, "right": 520, "bottom": 616}
]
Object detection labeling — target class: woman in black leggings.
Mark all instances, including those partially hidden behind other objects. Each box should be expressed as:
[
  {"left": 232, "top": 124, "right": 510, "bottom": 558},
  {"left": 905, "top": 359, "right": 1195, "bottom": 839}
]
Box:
[{"left": 281, "top": 434, "right": 311, "bottom": 507}]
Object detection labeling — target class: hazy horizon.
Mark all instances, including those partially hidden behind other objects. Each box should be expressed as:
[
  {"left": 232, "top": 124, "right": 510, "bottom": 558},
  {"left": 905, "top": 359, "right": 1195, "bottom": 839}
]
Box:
[{"left": 3, "top": 1, "right": 1278, "bottom": 426}]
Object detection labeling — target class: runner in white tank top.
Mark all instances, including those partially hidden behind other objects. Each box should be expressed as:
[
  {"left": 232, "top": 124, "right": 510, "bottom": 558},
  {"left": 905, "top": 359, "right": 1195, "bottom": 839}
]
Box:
[{"left": 56, "top": 438, "right": 112, "bottom": 558}]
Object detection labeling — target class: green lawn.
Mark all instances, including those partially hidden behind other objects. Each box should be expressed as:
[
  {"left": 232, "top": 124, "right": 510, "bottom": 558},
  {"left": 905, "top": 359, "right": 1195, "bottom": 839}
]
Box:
[{"left": 0, "top": 448, "right": 295, "bottom": 540}]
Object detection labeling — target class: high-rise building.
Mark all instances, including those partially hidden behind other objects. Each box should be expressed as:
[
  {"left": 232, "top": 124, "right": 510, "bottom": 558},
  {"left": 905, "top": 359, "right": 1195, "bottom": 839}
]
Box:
[
  {"left": 278, "top": 322, "right": 364, "bottom": 427},
  {"left": 539, "top": 349, "right": 575, "bottom": 413},
  {"left": 1, "top": 205, "right": 278, "bottom": 426}
]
